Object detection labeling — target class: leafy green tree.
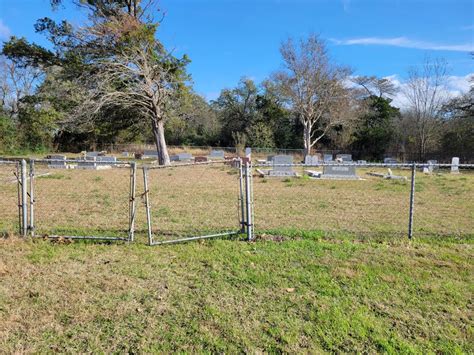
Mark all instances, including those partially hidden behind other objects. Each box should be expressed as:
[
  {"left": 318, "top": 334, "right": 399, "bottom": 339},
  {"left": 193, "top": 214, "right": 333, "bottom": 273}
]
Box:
[
  {"left": 3, "top": 0, "right": 189, "bottom": 164},
  {"left": 351, "top": 96, "right": 400, "bottom": 160},
  {"left": 212, "top": 78, "right": 259, "bottom": 146},
  {"left": 0, "top": 113, "right": 18, "bottom": 153}
]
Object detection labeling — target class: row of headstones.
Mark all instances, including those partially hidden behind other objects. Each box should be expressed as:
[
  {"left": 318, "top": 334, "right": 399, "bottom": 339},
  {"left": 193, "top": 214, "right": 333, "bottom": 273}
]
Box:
[
  {"left": 140, "top": 150, "right": 226, "bottom": 161},
  {"left": 268, "top": 155, "right": 358, "bottom": 179},
  {"left": 47, "top": 154, "right": 117, "bottom": 169},
  {"left": 269, "top": 155, "right": 461, "bottom": 178}
]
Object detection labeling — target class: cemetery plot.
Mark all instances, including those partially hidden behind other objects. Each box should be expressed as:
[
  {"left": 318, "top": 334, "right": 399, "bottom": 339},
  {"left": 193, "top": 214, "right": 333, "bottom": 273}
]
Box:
[
  {"left": 0, "top": 162, "right": 20, "bottom": 236},
  {"left": 252, "top": 166, "right": 407, "bottom": 237},
  {"left": 143, "top": 163, "right": 243, "bottom": 244},
  {"left": 31, "top": 162, "right": 135, "bottom": 240}
]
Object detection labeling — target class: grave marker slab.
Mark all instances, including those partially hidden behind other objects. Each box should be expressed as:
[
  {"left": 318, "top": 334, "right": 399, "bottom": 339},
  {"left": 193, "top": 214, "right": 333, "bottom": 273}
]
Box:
[
  {"left": 322, "top": 165, "right": 358, "bottom": 179},
  {"left": 208, "top": 150, "right": 225, "bottom": 159},
  {"left": 170, "top": 153, "right": 193, "bottom": 162},
  {"left": 384, "top": 157, "right": 398, "bottom": 164},
  {"left": 323, "top": 154, "right": 333, "bottom": 162},
  {"left": 269, "top": 155, "right": 297, "bottom": 177},
  {"left": 304, "top": 155, "right": 319, "bottom": 165},
  {"left": 336, "top": 154, "right": 352, "bottom": 162},
  {"left": 451, "top": 157, "right": 460, "bottom": 174},
  {"left": 47, "top": 155, "right": 67, "bottom": 169}
]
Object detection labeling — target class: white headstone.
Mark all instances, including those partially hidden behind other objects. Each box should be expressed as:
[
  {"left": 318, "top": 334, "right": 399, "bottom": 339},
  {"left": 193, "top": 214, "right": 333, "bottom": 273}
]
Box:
[{"left": 451, "top": 157, "right": 459, "bottom": 174}]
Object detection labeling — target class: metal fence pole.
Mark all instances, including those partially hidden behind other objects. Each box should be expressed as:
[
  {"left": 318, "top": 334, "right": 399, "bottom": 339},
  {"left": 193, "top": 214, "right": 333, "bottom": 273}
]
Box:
[
  {"left": 16, "top": 162, "right": 22, "bottom": 235},
  {"left": 408, "top": 162, "right": 416, "bottom": 239},
  {"left": 128, "top": 162, "right": 137, "bottom": 242},
  {"left": 238, "top": 158, "right": 246, "bottom": 233},
  {"left": 143, "top": 167, "right": 153, "bottom": 245},
  {"left": 21, "top": 159, "right": 28, "bottom": 237},
  {"left": 244, "top": 161, "right": 254, "bottom": 241},
  {"left": 29, "top": 159, "right": 35, "bottom": 237}
]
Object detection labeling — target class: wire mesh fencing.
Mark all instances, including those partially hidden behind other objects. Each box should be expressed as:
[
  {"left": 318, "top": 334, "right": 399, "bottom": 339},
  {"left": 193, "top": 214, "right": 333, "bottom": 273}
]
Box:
[
  {"left": 250, "top": 162, "right": 474, "bottom": 239},
  {"left": 141, "top": 160, "right": 246, "bottom": 245},
  {"left": 30, "top": 159, "right": 136, "bottom": 241},
  {"left": 413, "top": 166, "right": 474, "bottom": 237},
  {"left": 0, "top": 160, "right": 21, "bottom": 236}
]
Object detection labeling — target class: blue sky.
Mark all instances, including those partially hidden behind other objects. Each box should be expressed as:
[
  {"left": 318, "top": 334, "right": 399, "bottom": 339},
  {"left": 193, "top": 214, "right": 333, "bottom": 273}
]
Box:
[{"left": 1, "top": 0, "right": 473, "bottom": 103}]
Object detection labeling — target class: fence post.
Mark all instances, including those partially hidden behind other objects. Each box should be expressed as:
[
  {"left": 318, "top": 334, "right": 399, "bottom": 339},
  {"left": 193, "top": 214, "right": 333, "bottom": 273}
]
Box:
[
  {"left": 238, "top": 158, "right": 246, "bottom": 233},
  {"left": 408, "top": 162, "right": 416, "bottom": 239},
  {"left": 128, "top": 162, "right": 137, "bottom": 242},
  {"left": 143, "top": 167, "right": 153, "bottom": 245},
  {"left": 21, "top": 159, "right": 28, "bottom": 237},
  {"left": 244, "top": 161, "right": 254, "bottom": 241},
  {"left": 29, "top": 159, "right": 35, "bottom": 237}
]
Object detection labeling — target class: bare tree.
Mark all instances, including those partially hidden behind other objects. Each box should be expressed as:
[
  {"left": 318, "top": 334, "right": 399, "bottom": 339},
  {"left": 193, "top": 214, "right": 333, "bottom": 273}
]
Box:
[
  {"left": 0, "top": 56, "right": 43, "bottom": 117},
  {"left": 352, "top": 75, "right": 397, "bottom": 98},
  {"left": 273, "top": 34, "right": 353, "bottom": 156},
  {"left": 70, "top": 11, "right": 187, "bottom": 165},
  {"left": 403, "top": 57, "right": 449, "bottom": 160}
]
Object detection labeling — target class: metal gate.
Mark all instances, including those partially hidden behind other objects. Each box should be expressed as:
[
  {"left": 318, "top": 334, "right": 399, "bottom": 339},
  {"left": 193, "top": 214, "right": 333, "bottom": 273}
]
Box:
[{"left": 142, "top": 159, "right": 253, "bottom": 245}]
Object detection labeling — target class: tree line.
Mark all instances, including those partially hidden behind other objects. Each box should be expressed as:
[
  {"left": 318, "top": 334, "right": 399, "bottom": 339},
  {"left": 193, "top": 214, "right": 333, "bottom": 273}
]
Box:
[{"left": 0, "top": 0, "right": 472, "bottom": 164}]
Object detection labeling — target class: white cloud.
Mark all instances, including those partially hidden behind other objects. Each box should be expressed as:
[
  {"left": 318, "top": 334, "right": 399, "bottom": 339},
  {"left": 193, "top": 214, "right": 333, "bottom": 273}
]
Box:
[
  {"left": 331, "top": 36, "right": 474, "bottom": 52},
  {"left": 0, "top": 19, "right": 11, "bottom": 39},
  {"left": 383, "top": 74, "right": 473, "bottom": 109}
]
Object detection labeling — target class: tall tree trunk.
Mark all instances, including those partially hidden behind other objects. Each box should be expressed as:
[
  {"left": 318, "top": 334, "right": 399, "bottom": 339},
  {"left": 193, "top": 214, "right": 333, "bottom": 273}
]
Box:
[
  {"left": 151, "top": 119, "right": 170, "bottom": 166},
  {"left": 303, "top": 123, "right": 312, "bottom": 157}
]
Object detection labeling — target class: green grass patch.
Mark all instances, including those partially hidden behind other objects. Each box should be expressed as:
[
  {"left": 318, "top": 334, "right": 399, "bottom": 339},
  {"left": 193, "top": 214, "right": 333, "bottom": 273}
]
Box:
[{"left": 0, "top": 234, "right": 471, "bottom": 352}]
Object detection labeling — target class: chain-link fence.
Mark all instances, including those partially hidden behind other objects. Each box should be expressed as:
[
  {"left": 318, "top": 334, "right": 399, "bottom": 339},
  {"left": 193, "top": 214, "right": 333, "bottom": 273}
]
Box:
[
  {"left": 2, "top": 157, "right": 472, "bottom": 243},
  {"left": 29, "top": 159, "right": 136, "bottom": 241},
  {"left": 250, "top": 162, "right": 474, "bottom": 239},
  {"left": 0, "top": 160, "right": 21, "bottom": 236},
  {"left": 141, "top": 160, "right": 246, "bottom": 245}
]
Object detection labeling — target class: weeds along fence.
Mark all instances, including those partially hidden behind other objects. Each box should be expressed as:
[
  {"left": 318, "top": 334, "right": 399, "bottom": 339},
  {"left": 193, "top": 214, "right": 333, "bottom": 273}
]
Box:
[
  {"left": 0, "top": 160, "right": 21, "bottom": 236},
  {"left": 27, "top": 159, "right": 137, "bottom": 241},
  {"left": 141, "top": 160, "right": 250, "bottom": 245},
  {"left": 250, "top": 162, "right": 474, "bottom": 239}
]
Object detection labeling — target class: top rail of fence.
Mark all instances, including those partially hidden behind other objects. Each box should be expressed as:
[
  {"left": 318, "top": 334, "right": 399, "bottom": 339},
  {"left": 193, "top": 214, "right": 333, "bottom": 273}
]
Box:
[
  {"left": 253, "top": 162, "right": 474, "bottom": 168},
  {"left": 0, "top": 160, "right": 19, "bottom": 165},
  {"left": 145, "top": 159, "right": 239, "bottom": 170}
]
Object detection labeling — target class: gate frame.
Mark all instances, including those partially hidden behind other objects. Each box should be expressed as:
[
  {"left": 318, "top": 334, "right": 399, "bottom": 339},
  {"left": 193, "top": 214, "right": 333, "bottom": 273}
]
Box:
[
  {"left": 28, "top": 158, "right": 137, "bottom": 242},
  {"left": 143, "top": 159, "right": 251, "bottom": 246}
]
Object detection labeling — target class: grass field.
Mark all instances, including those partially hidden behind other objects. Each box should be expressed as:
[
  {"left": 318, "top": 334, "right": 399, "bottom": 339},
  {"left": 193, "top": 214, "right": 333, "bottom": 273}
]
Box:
[
  {"left": 0, "top": 161, "right": 473, "bottom": 352},
  {"left": 0, "top": 234, "right": 472, "bottom": 352}
]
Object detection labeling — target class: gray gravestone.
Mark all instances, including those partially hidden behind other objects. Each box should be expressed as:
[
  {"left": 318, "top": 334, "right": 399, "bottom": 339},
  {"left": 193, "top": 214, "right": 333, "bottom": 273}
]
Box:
[
  {"left": 336, "top": 154, "right": 352, "bottom": 162},
  {"left": 427, "top": 160, "right": 439, "bottom": 173},
  {"left": 245, "top": 147, "right": 252, "bottom": 158},
  {"left": 143, "top": 150, "right": 159, "bottom": 158},
  {"left": 451, "top": 157, "right": 459, "bottom": 174},
  {"left": 322, "top": 165, "right": 358, "bottom": 179},
  {"left": 96, "top": 156, "right": 117, "bottom": 163},
  {"left": 269, "top": 155, "right": 297, "bottom": 176},
  {"left": 323, "top": 154, "right": 333, "bottom": 162},
  {"left": 384, "top": 157, "right": 398, "bottom": 164},
  {"left": 170, "top": 153, "right": 193, "bottom": 162},
  {"left": 76, "top": 156, "right": 97, "bottom": 169},
  {"left": 48, "top": 154, "right": 67, "bottom": 169},
  {"left": 209, "top": 150, "right": 225, "bottom": 159},
  {"left": 305, "top": 155, "right": 319, "bottom": 165}
]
